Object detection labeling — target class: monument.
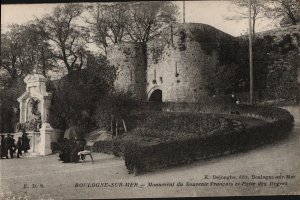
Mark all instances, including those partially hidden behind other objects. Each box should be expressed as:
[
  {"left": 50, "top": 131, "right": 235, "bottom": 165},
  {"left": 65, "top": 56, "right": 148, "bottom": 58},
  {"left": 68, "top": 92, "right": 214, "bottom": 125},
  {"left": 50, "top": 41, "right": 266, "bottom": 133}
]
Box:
[{"left": 16, "top": 74, "right": 62, "bottom": 156}]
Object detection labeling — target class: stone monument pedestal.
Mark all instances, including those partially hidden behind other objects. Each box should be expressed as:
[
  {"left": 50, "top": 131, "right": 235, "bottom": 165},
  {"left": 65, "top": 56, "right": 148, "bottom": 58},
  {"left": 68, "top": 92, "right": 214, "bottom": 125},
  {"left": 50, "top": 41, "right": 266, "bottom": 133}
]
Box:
[
  {"left": 39, "top": 123, "right": 53, "bottom": 156},
  {"left": 16, "top": 74, "right": 61, "bottom": 157}
]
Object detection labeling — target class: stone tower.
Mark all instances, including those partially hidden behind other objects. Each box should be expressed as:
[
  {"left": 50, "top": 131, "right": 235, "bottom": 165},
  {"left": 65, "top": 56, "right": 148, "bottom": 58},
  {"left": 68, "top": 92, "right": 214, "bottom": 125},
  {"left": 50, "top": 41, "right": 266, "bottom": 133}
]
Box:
[
  {"left": 106, "top": 23, "right": 236, "bottom": 103},
  {"left": 107, "top": 42, "right": 147, "bottom": 100},
  {"left": 147, "top": 23, "right": 236, "bottom": 102}
]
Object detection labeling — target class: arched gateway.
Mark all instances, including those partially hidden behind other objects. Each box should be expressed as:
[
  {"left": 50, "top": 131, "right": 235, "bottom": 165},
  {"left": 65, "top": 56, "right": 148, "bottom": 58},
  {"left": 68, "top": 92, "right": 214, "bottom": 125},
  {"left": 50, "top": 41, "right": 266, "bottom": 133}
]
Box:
[
  {"left": 149, "top": 89, "right": 162, "bottom": 102},
  {"left": 147, "top": 88, "right": 163, "bottom": 111}
]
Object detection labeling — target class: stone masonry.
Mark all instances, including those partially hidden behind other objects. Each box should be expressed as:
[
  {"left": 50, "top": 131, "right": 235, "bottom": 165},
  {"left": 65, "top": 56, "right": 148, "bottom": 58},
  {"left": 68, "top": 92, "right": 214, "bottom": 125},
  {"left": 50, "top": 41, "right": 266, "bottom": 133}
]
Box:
[{"left": 107, "top": 23, "right": 236, "bottom": 102}]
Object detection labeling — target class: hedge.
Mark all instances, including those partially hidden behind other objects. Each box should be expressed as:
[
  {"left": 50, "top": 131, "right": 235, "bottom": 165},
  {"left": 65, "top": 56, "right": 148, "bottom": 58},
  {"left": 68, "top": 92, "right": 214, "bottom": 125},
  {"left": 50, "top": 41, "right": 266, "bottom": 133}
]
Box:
[
  {"left": 123, "top": 105, "right": 294, "bottom": 174},
  {"left": 90, "top": 111, "right": 233, "bottom": 155},
  {"left": 91, "top": 138, "right": 123, "bottom": 157}
]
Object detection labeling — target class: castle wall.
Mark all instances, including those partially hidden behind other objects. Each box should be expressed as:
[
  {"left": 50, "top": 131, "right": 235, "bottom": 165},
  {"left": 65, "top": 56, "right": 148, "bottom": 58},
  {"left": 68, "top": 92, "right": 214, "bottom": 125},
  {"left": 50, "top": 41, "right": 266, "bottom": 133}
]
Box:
[
  {"left": 147, "top": 23, "right": 236, "bottom": 102},
  {"left": 107, "top": 43, "right": 147, "bottom": 100},
  {"left": 106, "top": 23, "right": 237, "bottom": 103}
]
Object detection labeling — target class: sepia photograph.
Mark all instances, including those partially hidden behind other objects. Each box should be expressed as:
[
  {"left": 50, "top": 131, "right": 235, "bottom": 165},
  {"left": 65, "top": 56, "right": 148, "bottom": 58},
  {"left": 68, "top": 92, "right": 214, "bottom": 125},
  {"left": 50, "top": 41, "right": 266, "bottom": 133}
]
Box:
[{"left": 1, "top": 0, "right": 300, "bottom": 199}]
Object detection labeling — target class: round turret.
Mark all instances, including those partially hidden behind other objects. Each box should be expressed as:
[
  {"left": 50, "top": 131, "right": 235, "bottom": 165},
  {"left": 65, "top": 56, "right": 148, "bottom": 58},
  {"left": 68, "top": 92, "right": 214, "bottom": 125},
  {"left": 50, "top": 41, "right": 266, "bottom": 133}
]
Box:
[
  {"left": 107, "top": 42, "right": 147, "bottom": 100},
  {"left": 147, "top": 23, "right": 235, "bottom": 102}
]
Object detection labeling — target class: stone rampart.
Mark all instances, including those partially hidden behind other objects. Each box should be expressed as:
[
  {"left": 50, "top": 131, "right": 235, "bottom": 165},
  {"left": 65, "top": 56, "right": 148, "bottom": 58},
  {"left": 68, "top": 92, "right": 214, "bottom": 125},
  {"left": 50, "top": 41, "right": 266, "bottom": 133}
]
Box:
[
  {"left": 147, "top": 23, "right": 236, "bottom": 102},
  {"left": 107, "top": 42, "right": 147, "bottom": 100}
]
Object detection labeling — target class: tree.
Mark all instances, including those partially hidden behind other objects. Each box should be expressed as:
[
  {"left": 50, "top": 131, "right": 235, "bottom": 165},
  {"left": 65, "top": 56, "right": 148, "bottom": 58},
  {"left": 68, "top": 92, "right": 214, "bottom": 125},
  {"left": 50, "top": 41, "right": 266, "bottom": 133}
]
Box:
[
  {"left": 0, "top": 23, "right": 55, "bottom": 132},
  {"left": 22, "top": 23, "right": 57, "bottom": 77},
  {"left": 1, "top": 25, "right": 34, "bottom": 80},
  {"left": 36, "top": 4, "right": 89, "bottom": 74},
  {"left": 48, "top": 53, "right": 116, "bottom": 131},
  {"left": 85, "top": 3, "right": 130, "bottom": 54},
  {"left": 86, "top": 1, "right": 178, "bottom": 52},
  {"left": 126, "top": 1, "right": 178, "bottom": 43},
  {"left": 202, "top": 63, "right": 239, "bottom": 96},
  {"left": 234, "top": 36, "right": 272, "bottom": 100},
  {"left": 264, "top": 0, "right": 300, "bottom": 27},
  {"left": 0, "top": 77, "right": 26, "bottom": 133},
  {"left": 1, "top": 22, "right": 57, "bottom": 81},
  {"left": 94, "top": 92, "right": 138, "bottom": 134},
  {"left": 225, "top": 0, "right": 266, "bottom": 35}
]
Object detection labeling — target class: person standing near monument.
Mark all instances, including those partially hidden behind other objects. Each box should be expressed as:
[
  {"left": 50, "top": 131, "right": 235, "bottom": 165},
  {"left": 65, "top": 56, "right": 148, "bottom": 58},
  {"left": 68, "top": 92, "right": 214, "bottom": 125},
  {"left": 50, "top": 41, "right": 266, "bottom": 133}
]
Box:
[
  {"left": 16, "top": 137, "right": 22, "bottom": 158},
  {"left": 21, "top": 130, "right": 30, "bottom": 153},
  {"left": 10, "top": 135, "right": 17, "bottom": 153},
  {"left": 4, "top": 134, "right": 14, "bottom": 158},
  {"left": 0, "top": 134, "right": 6, "bottom": 159}
]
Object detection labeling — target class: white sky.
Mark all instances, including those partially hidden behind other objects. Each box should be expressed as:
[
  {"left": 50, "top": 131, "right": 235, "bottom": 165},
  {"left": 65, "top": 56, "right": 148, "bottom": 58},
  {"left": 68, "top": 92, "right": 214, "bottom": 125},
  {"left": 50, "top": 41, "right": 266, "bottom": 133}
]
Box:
[{"left": 1, "top": 1, "right": 279, "bottom": 36}]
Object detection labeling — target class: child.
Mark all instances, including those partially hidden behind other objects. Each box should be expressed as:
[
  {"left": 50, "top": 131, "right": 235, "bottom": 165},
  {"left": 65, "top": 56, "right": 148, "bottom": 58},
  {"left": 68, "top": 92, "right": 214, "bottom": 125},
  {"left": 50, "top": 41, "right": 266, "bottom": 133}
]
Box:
[{"left": 17, "top": 137, "right": 22, "bottom": 158}]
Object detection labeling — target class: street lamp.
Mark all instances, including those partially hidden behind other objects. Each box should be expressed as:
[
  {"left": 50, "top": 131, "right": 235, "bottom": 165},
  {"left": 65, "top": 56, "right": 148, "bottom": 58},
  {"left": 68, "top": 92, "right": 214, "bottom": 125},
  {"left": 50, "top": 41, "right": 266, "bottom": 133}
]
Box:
[
  {"left": 183, "top": 0, "right": 185, "bottom": 23},
  {"left": 248, "top": 0, "right": 254, "bottom": 105}
]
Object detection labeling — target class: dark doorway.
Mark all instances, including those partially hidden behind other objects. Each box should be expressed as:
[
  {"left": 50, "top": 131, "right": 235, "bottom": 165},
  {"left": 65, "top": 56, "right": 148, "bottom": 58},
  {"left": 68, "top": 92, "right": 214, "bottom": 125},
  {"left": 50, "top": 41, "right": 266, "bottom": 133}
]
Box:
[
  {"left": 149, "top": 89, "right": 162, "bottom": 102},
  {"left": 148, "top": 89, "right": 162, "bottom": 111}
]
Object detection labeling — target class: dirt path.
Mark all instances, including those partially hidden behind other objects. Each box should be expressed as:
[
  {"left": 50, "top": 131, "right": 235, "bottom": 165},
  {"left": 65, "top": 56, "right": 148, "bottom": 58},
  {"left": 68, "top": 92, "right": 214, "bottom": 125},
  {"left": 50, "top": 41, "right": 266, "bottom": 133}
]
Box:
[{"left": 1, "top": 107, "right": 299, "bottom": 199}]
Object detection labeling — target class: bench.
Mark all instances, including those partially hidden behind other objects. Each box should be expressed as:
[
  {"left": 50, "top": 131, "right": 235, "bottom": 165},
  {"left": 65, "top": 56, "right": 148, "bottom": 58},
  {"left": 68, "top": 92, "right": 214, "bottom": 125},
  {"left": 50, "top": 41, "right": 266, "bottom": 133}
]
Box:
[{"left": 78, "top": 150, "right": 94, "bottom": 163}]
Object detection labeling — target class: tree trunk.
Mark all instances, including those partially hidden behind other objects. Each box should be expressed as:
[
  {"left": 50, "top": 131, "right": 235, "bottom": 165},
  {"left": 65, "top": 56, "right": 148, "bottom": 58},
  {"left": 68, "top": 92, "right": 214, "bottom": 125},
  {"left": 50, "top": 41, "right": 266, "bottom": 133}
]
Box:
[
  {"left": 115, "top": 121, "right": 118, "bottom": 137},
  {"left": 111, "top": 115, "right": 113, "bottom": 135},
  {"left": 122, "top": 119, "right": 127, "bottom": 132},
  {"left": 252, "top": 17, "right": 256, "bottom": 37},
  {"left": 133, "top": 166, "right": 138, "bottom": 176}
]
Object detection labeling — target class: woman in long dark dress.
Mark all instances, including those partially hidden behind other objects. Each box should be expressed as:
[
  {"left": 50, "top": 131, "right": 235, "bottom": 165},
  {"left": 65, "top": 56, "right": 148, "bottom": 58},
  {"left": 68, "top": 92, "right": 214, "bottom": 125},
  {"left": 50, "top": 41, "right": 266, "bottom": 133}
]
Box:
[{"left": 21, "top": 130, "right": 30, "bottom": 153}]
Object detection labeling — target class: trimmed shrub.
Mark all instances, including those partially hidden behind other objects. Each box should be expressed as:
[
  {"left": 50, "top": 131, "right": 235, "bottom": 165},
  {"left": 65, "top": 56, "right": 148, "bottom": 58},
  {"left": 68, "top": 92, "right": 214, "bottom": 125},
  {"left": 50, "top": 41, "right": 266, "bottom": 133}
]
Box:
[
  {"left": 92, "top": 137, "right": 125, "bottom": 157},
  {"left": 122, "top": 105, "right": 294, "bottom": 174},
  {"left": 92, "top": 140, "right": 113, "bottom": 154}
]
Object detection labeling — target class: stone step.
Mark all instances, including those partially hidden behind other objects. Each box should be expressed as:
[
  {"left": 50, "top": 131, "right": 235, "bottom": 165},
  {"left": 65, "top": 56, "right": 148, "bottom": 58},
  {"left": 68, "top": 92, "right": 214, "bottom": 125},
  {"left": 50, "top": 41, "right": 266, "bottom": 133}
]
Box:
[{"left": 23, "top": 152, "right": 41, "bottom": 157}]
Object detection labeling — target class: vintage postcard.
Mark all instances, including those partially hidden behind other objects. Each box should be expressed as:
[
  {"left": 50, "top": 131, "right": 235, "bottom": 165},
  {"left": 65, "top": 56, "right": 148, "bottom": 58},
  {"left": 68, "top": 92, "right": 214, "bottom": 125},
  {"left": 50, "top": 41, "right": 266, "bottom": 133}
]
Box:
[{"left": 1, "top": 1, "right": 299, "bottom": 199}]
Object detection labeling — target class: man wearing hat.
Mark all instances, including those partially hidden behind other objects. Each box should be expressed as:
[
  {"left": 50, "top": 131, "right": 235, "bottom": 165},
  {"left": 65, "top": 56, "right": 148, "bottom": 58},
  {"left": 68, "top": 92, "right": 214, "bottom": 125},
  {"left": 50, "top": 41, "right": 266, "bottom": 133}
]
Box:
[
  {"left": 4, "top": 134, "right": 14, "bottom": 158},
  {"left": 0, "top": 134, "right": 5, "bottom": 159}
]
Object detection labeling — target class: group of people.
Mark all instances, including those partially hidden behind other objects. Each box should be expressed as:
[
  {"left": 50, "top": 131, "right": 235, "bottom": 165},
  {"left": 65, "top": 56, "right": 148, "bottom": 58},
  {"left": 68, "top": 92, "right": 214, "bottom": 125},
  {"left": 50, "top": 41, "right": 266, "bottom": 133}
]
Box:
[
  {"left": 0, "top": 131, "right": 30, "bottom": 159},
  {"left": 59, "top": 137, "right": 86, "bottom": 163}
]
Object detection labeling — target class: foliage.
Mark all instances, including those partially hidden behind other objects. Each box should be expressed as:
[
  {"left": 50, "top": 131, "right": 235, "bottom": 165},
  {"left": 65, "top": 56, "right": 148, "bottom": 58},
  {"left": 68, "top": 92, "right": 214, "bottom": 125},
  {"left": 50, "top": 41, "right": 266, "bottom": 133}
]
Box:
[
  {"left": 86, "top": 1, "right": 178, "bottom": 52},
  {"left": 126, "top": 1, "right": 178, "bottom": 43},
  {"left": 92, "top": 140, "right": 114, "bottom": 154},
  {"left": 225, "top": 0, "right": 266, "bottom": 35},
  {"left": 121, "top": 112, "right": 228, "bottom": 142},
  {"left": 264, "top": 0, "right": 300, "bottom": 27},
  {"left": 36, "top": 4, "right": 89, "bottom": 73},
  {"left": 48, "top": 54, "right": 116, "bottom": 131},
  {"left": 22, "top": 23, "right": 57, "bottom": 76},
  {"left": 85, "top": 3, "right": 130, "bottom": 54},
  {"left": 175, "top": 26, "right": 241, "bottom": 96},
  {"left": 203, "top": 63, "right": 239, "bottom": 96},
  {"left": 1, "top": 23, "right": 56, "bottom": 79},
  {"left": 93, "top": 92, "right": 140, "bottom": 130},
  {"left": 0, "top": 78, "right": 26, "bottom": 132},
  {"left": 122, "top": 105, "right": 294, "bottom": 173},
  {"left": 1, "top": 25, "right": 33, "bottom": 79},
  {"left": 234, "top": 36, "right": 273, "bottom": 99},
  {"left": 22, "top": 117, "right": 42, "bottom": 132},
  {"left": 234, "top": 32, "right": 299, "bottom": 103}
]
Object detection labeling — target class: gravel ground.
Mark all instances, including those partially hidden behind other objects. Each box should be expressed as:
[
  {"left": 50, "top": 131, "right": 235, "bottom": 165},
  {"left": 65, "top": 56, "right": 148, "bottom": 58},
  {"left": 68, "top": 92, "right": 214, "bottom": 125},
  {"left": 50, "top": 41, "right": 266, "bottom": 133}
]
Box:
[{"left": 0, "top": 107, "right": 299, "bottom": 199}]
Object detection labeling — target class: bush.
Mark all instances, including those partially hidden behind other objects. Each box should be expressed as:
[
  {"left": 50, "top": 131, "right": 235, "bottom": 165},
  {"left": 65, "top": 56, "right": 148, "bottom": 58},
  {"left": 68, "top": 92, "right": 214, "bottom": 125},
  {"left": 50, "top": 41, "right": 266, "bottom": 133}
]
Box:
[
  {"left": 92, "top": 137, "right": 125, "bottom": 157},
  {"left": 93, "top": 92, "right": 140, "bottom": 131},
  {"left": 92, "top": 140, "right": 114, "bottom": 154},
  {"left": 122, "top": 105, "right": 294, "bottom": 174}
]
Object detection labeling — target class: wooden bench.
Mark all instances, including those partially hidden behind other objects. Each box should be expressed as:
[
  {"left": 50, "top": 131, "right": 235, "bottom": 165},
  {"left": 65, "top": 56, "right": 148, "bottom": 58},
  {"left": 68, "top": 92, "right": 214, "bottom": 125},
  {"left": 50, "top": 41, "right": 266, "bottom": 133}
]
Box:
[{"left": 78, "top": 150, "right": 94, "bottom": 163}]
